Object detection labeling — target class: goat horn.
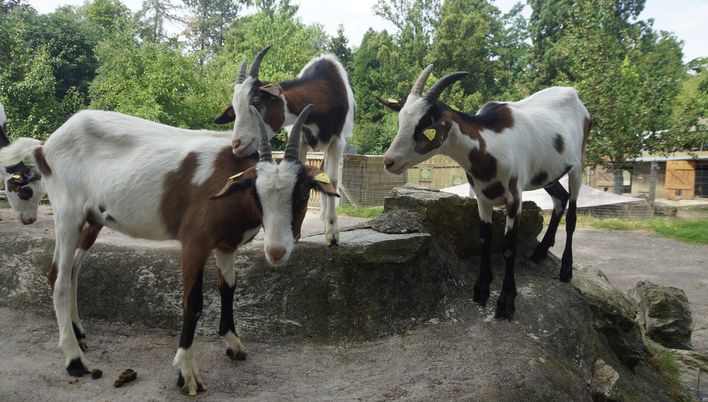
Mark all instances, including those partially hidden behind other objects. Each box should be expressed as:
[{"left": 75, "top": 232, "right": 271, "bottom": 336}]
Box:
[
  {"left": 284, "top": 104, "right": 313, "bottom": 161},
  {"left": 250, "top": 105, "right": 273, "bottom": 163},
  {"left": 424, "top": 71, "right": 469, "bottom": 101},
  {"left": 236, "top": 59, "right": 247, "bottom": 84},
  {"left": 411, "top": 64, "right": 434, "bottom": 97},
  {"left": 249, "top": 46, "right": 271, "bottom": 80}
]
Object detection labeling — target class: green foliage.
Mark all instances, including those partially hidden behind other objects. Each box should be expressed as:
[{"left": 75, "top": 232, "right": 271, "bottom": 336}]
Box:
[
  {"left": 646, "top": 346, "right": 693, "bottom": 402},
  {"left": 0, "top": 7, "right": 85, "bottom": 139},
  {"left": 219, "top": 8, "right": 328, "bottom": 83},
  {"left": 553, "top": 0, "right": 684, "bottom": 166},
  {"left": 87, "top": 0, "right": 130, "bottom": 30},
  {"left": 89, "top": 25, "right": 213, "bottom": 129}
]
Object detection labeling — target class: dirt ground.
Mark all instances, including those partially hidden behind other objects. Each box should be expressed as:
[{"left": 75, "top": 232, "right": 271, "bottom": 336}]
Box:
[{"left": 0, "top": 206, "right": 706, "bottom": 401}]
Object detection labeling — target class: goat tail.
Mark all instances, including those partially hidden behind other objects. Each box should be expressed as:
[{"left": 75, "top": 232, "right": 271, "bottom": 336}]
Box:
[{"left": 0, "top": 137, "right": 43, "bottom": 166}]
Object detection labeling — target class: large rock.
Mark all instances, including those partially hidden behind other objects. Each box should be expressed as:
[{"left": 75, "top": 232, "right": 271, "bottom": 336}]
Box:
[
  {"left": 383, "top": 184, "right": 543, "bottom": 258},
  {"left": 629, "top": 280, "right": 693, "bottom": 350},
  {"left": 572, "top": 264, "right": 644, "bottom": 369},
  {"left": 0, "top": 193, "right": 676, "bottom": 401}
]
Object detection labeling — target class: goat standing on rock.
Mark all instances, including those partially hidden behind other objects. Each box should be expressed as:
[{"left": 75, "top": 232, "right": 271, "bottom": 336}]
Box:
[
  {"left": 0, "top": 100, "right": 45, "bottom": 224},
  {"left": 215, "top": 46, "right": 355, "bottom": 246},
  {"left": 0, "top": 105, "right": 337, "bottom": 395},
  {"left": 378, "top": 65, "right": 590, "bottom": 320}
]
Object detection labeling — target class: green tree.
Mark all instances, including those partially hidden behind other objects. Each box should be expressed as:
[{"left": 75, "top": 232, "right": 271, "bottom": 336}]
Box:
[
  {"left": 89, "top": 25, "right": 212, "bottom": 129},
  {"left": 136, "top": 0, "right": 181, "bottom": 43},
  {"left": 183, "top": 0, "right": 250, "bottom": 63},
  {"left": 553, "top": 0, "right": 684, "bottom": 168},
  {"left": 671, "top": 57, "right": 708, "bottom": 151},
  {"left": 87, "top": 0, "right": 130, "bottom": 30},
  {"left": 528, "top": 0, "right": 646, "bottom": 89},
  {"left": 0, "top": 20, "right": 84, "bottom": 138},
  {"left": 430, "top": 0, "right": 503, "bottom": 103},
  {"left": 328, "top": 24, "right": 353, "bottom": 74}
]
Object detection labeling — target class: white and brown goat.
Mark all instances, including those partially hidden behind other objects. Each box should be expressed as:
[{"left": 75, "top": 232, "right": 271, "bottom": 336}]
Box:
[
  {"left": 0, "top": 105, "right": 337, "bottom": 395},
  {"left": 0, "top": 101, "right": 45, "bottom": 224},
  {"left": 378, "top": 65, "right": 590, "bottom": 320},
  {"left": 215, "top": 46, "right": 355, "bottom": 246}
]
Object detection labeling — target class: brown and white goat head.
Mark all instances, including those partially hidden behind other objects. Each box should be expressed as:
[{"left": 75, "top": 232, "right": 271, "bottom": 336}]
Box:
[
  {"left": 214, "top": 46, "right": 286, "bottom": 157},
  {"left": 212, "top": 104, "right": 338, "bottom": 265},
  {"left": 378, "top": 65, "right": 468, "bottom": 174}
]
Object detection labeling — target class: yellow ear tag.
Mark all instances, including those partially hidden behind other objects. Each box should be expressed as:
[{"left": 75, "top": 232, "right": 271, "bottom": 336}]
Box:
[
  {"left": 11, "top": 174, "right": 21, "bottom": 180},
  {"left": 314, "top": 173, "right": 330, "bottom": 184},
  {"left": 423, "top": 129, "right": 436, "bottom": 141},
  {"left": 387, "top": 98, "right": 398, "bottom": 104},
  {"left": 260, "top": 84, "right": 272, "bottom": 89},
  {"left": 229, "top": 172, "right": 245, "bottom": 181}
]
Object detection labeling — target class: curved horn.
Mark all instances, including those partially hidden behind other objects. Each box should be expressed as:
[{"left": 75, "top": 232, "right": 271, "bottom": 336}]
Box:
[
  {"left": 411, "top": 64, "right": 434, "bottom": 97},
  {"left": 250, "top": 105, "right": 274, "bottom": 163},
  {"left": 236, "top": 59, "right": 247, "bottom": 84},
  {"left": 424, "top": 72, "right": 469, "bottom": 101},
  {"left": 249, "top": 46, "right": 271, "bottom": 80},
  {"left": 284, "top": 104, "right": 313, "bottom": 161}
]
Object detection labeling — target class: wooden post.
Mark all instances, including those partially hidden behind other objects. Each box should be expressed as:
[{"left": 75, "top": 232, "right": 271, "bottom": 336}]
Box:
[{"left": 648, "top": 160, "right": 658, "bottom": 212}]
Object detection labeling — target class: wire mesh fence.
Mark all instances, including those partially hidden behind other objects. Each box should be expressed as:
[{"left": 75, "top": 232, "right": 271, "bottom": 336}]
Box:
[{"left": 289, "top": 151, "right": 708, "bottom": 220}]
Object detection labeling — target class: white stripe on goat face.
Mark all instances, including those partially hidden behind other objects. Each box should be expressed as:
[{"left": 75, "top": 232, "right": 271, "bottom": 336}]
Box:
[
  {"left": 255, "top": 159, "right": 300, "bottom": 266},
  {"left": 231, "top": 77, "right": 265, "bottom": 157},
  {"left": 384, "top": 95, "right": 434, "bottom": 174}
]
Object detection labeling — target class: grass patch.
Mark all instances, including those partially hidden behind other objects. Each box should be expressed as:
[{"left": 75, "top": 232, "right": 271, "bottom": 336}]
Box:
[
  {"left": 336, "top": 205, "right": 384, "bottom": 218},
  {"left": 646, "top": 347, "right": 692, "bottom": 402},
  {"left": 646, "top": 219, "right": 708, "bottom": 244},
  {"left": 545, "top": 214, "right": 708, "bottom": 245}
]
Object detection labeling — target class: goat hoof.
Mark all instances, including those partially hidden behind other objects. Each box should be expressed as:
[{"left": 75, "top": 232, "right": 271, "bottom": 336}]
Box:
[
  {"left": 529, "top": 247, "right": 548, "bottom": 264},
  {"left": 473, "top": 280, "right": 491, "bottom": 307},
  {"left": 226, "top": 348, "right": 247, "bottom": 361},
  {"left": 66, "top": 357, "right": 88, "bottom": 377},
  {"left": 177, "top": 370, "right": 206, "bottom": 396},
  {"left": 494, "top": 290, "right": 516, "bottom": 321}
]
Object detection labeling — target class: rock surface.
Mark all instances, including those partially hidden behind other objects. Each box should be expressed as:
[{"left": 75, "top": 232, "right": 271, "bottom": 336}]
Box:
[
  {"left": 383, "top": 184, "right": 543, "bottom": 258},
  {"left": 629, "top": 280, "right": 693, "bottom": 350},
  {"left": 0, "top": 187, "right": 678, "bottom": 401},
  {"left": 572, "top": 264, "right": 644, "bottom": 369}
]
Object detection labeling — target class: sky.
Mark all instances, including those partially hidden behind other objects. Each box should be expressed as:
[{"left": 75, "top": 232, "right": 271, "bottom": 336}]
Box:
[{"left": 26, "top": 0, "right": 708, "bottom": 63}]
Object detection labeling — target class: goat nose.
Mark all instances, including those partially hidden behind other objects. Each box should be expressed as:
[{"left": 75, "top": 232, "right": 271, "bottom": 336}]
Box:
[
  {"left": 384, "top": 156, "right": 395, "bottom": 170},
  {"left": 267, "top": 246, "right": 287, "bottom": 263},
  {"left": 232, "top": 139, "right": 241, "bottom": 150}
]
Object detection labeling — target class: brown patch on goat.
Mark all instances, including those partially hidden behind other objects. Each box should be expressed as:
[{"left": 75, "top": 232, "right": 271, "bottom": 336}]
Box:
[
  {"left": 262, "top": 98, "right": 286, "bottom": 132},
  {"left": 582, "top": 118, "right": 591, "bottom": 167},
  {"left": 507, "top": 176, "right": 520, "bottom": 214},
  {"left": 281, "top": 59, "right": 348, "bottom": 145},
  {"left": 77, "top": 223, "right": 103, "bottom": 251},
  {"left": 482, "top": 181, "right": 505, "bottom": 200},
  {"left": 160, "top": 148, "right": 262, "bottom": 250},
  {"left": 451, "top": 112, "right": 499, "bottom": 182},
  {"left": 554, "top": 134, "right": 565, "bottom": 155},
  {"left": 48, "top": 262, "right": 58, "bottom": 290},
  {"left": 488, "top": 104, "right": 515, "bottom": 133},
  {"left": 34, "top": 145, "right": 52, "bottom": 177}
]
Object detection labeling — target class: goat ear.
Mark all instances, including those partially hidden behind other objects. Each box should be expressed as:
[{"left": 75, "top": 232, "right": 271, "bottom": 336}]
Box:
[
  {"left": 304, "top": 164, "right": 339, "bottom": 197},
  {"left": 214, "top": 105, "right": 236, "bottom": 124},
  {"left": 209, "top": 167, "right": 256, "bottom": 199},
  {"left": 259, "top": 82, "right": 283, "bottom": 99},
  {"left": 375, "top": 96, "right": 404, "bottom": 112},
  {"left": 414, "top": 115, "right": 453, "bottom": 155}
]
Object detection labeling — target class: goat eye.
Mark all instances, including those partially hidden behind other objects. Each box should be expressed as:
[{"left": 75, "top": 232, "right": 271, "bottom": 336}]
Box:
[{"left": 252, "top": 97, "right": 262, "bottom": 106}]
